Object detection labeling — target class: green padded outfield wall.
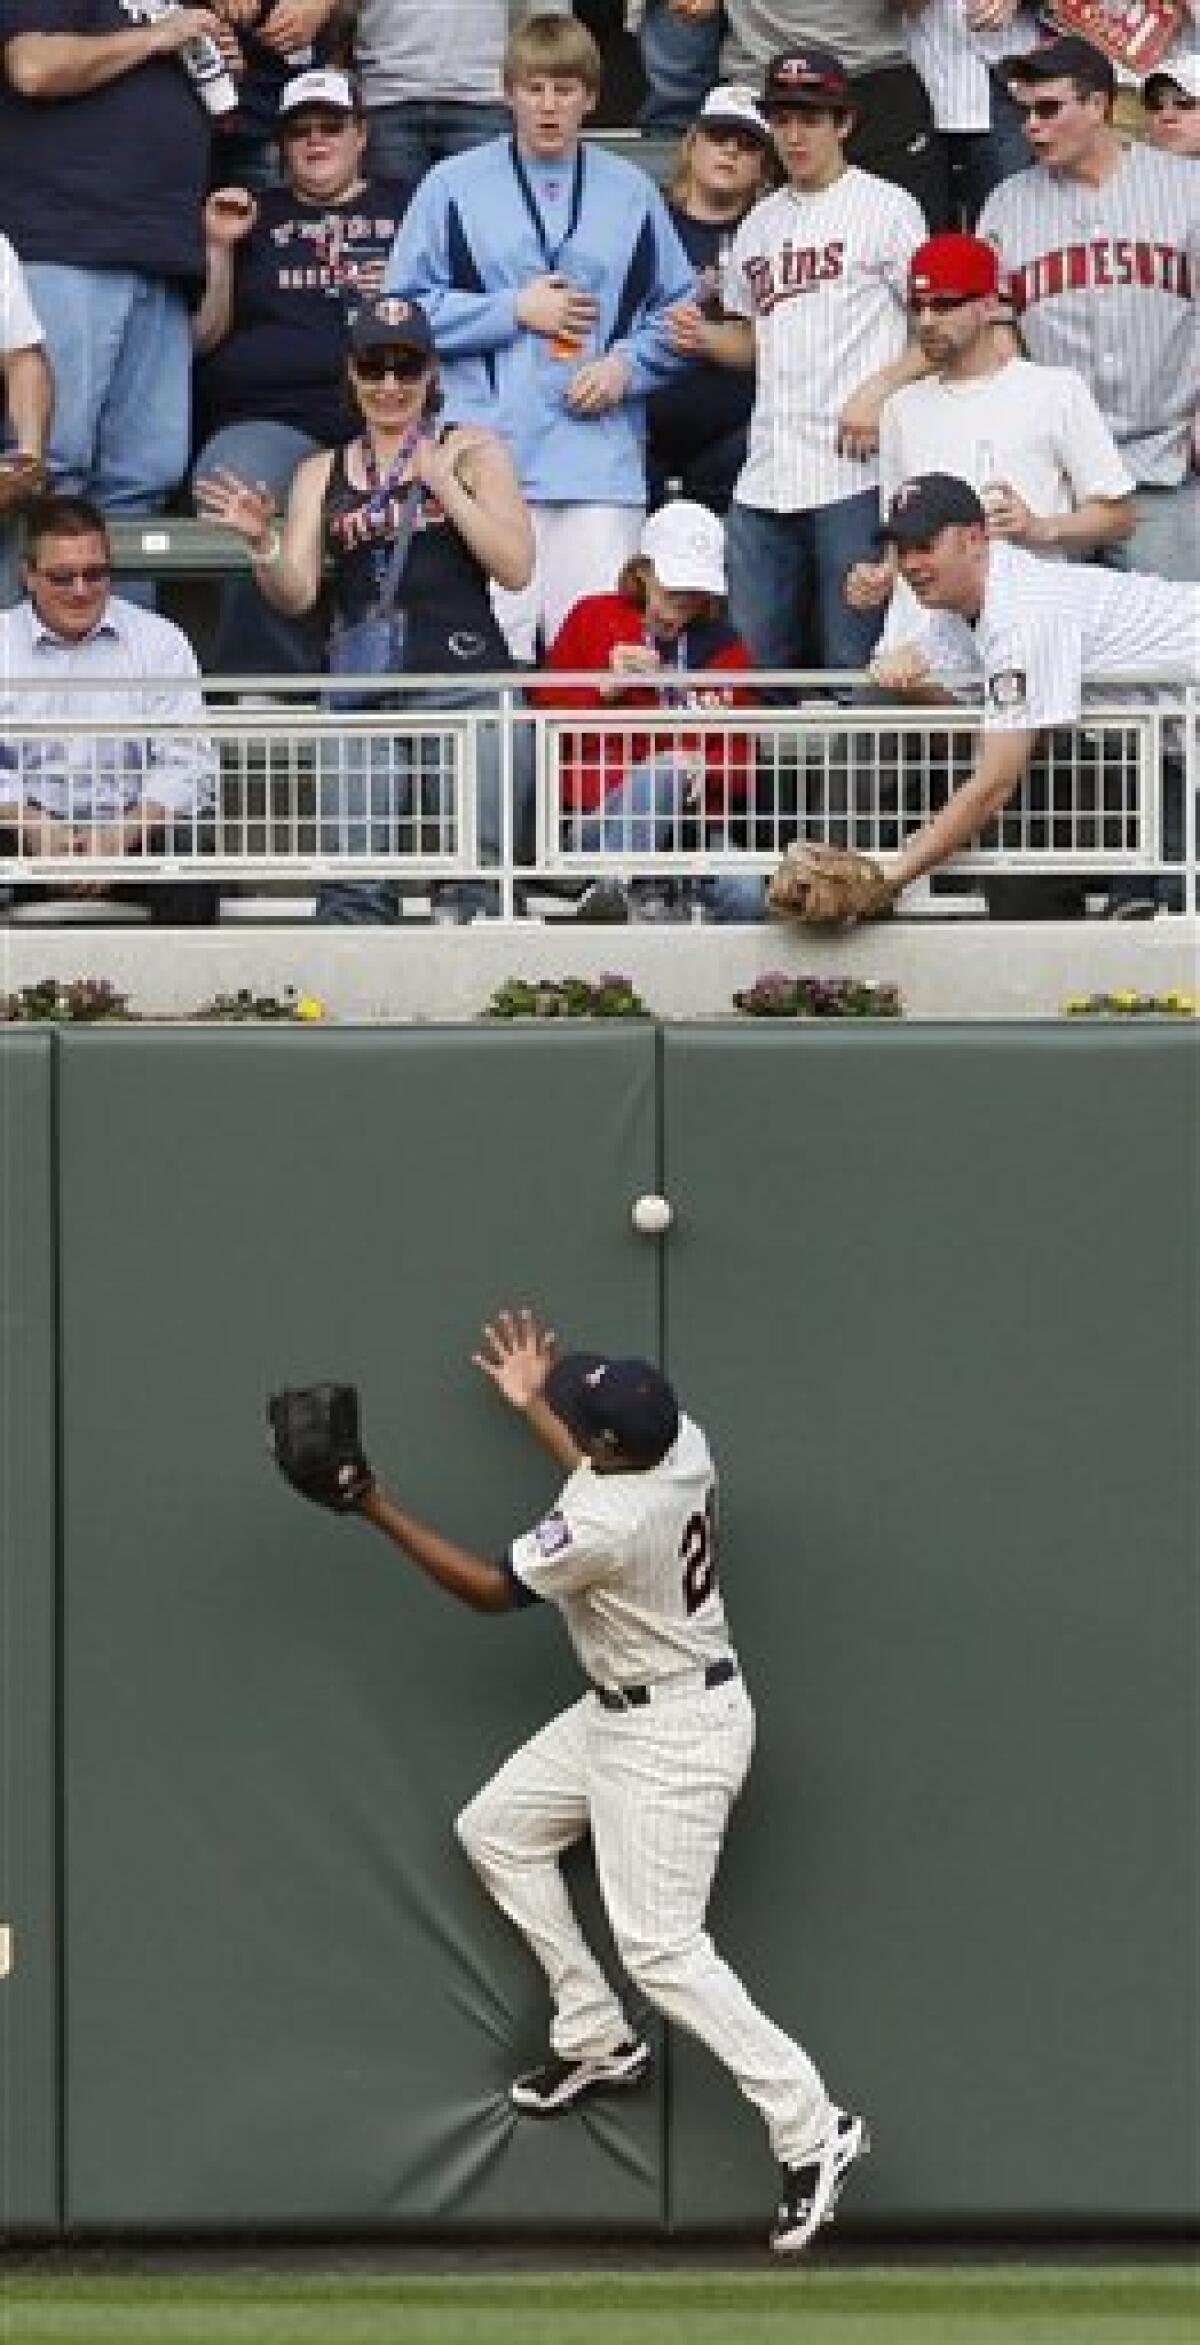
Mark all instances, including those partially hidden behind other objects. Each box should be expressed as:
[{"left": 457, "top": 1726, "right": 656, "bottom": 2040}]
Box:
[
  {"left": 56, "top": 1028, "right": 663, "bottom": 2230},
  {"left": 661, "top": 1026, "right": 1199, "bottom": 2233},
  {"left": 0, "top": 1034, "right": 60, "bottom": 2231},
  {"left": 10, "top": 1021, "right": 1199, "bottom": 2236}
]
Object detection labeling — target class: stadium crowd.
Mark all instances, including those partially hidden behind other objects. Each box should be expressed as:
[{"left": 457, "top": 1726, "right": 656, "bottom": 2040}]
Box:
[{"left": 0, "top": 0, "right": 1196, "bottom": 922}]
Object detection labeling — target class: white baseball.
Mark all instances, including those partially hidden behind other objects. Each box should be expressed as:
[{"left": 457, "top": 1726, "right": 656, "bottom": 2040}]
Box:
[{"left": 632, "top": 1193, "right": 673, "bottom": 1235}]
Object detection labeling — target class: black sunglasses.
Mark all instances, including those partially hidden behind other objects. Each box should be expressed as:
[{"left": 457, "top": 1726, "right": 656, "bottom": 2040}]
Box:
[
  {"left": 1011, "top": 94, "right": 1078, "bottom": 121},
  {"left": 34, "top": 561, "right": 112, "bottom": 587},
  {"left": 352, "top": 348, "right": 428, "bottom": 382},
  {"left": 908, "top": 292, "right": 980, "bottom": 314}
]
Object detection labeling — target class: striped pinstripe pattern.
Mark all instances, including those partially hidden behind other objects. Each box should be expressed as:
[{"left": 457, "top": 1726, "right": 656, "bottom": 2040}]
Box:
[
  {"left": 978, "top": 142, "right": 1200, "bottom": 484},
  {"left": 724, "top": 167, "right": 927, "bottom": 512}
]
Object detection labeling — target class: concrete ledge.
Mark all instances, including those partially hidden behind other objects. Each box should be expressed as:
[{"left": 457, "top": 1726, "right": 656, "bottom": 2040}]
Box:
[{"left": 1, "top": 918, "right": 1195, "bottom": 1021}]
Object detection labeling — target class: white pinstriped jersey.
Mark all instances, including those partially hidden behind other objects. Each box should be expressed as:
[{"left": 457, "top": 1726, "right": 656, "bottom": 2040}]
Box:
[
  {"left": 508, "top": 1414, "right": 732, "bottom": 1691},
  {"left": 901, "top": 0, "right": 1041, "bottom": 133},
  {"left": 915, "top": 540, "right": 1199, "bottom": 728},
  {"left": 724, "top": 167, "right": 926, "bottom": 512},
  {"left": 978, "top": 144, "right": 1199, "bottom": 485}
]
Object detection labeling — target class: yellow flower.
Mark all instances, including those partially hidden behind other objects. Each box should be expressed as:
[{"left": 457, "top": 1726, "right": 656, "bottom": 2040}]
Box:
[
  {"left": 1164, "top": 992, "right": 1197, "bottom": 1016},
  {"left": 1110, "top": 991, "right": 1141, "bottom": 1011},
  {"left": 295, "top": 994, "right": 326, "bottom": 1023},
  {"left": 1064, "top": 996, "right": 1091, "bottom": 1016}
]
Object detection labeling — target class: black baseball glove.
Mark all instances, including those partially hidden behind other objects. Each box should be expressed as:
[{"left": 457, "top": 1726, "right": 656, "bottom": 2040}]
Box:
[{"left": 267, "top": 1383, "right": 375, "bottom": 1513}]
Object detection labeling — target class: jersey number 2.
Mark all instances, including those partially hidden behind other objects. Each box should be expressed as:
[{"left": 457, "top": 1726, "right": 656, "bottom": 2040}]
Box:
[{"left": 681, "top": 1490, "right": 718, "bottom": 1616}]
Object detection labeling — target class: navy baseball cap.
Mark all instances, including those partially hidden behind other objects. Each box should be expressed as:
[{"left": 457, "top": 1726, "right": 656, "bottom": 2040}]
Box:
[
  {"left": 543, "top": 1352, "right": 680, "bottom": 1467},
  {"left": 878, "top": 473, "right": 986, "bottom": 547},
  {"left": 349, "top": 294, "right": 434, "bottom": 358},
  {"left": 762, "top": 45, "right": 853, "bottom": 111},
  {"left": 1000, "top": 35, "right": 1115, "bottom": 97}
]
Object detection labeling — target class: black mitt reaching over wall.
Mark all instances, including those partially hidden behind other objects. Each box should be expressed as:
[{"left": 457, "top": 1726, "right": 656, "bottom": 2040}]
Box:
[{"left": 267, "top": 1384, "right": 375, "bottom": 1513}]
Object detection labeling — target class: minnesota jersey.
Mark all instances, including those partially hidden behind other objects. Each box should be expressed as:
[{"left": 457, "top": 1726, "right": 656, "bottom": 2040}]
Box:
[
  {"left": 978, "top": 143, "right": 1199, "bottom": 485},
  {"left": 508, "top": 1414, "right": 732, "bottom": 1690}
]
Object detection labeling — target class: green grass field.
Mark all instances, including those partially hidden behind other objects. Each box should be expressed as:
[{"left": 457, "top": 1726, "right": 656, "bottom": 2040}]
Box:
[{"left": 2, "top": 2265, "right": 1197, "bottom": 2345}]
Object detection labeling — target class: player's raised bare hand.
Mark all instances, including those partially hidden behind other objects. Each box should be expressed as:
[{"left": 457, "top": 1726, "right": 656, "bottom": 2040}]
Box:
[{"left": 474, "top": 1308, "right": 558, "bottom": 1411}]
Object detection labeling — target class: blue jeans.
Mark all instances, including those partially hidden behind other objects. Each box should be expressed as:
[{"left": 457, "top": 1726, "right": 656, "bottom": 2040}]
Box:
[
  {"left": 363, "top": 99, "right": 513, "bottom": 196},
  {"left": 22, "top": 265, "right": 191, "bottom": 511},
  {"left": 725, "top": 493, "right": 883, "bottom": 675},
  {"left": 946, "top": 77, "right": 1032, "bottom": 226},
  {"left": 193, "top": 419, "right": 326, "bottom": 677},
  {"left": 315, "top": 685, "right": 535, "bottom": 923},
  {"left": 576, "top": 758, "right": 765, "bottom": 922},
  {"left": 1115, "top": 479, "right": 1200, "bottom": 586},
  {"left": 638, "top": 1, "right": 723, "bottom": 132}
]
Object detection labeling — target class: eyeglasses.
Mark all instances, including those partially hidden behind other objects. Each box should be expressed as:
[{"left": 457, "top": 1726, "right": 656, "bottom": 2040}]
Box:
[
  {"left": 1011, "top": 94, "right": 1076, "bottom": 122},
  {"left": 908, "top": 293, "right": 978, "bottom": 314},
  {"left": 352, "top": 348, "right": 427, "bottom": 382},
  {"left": 34, "top": 561, "right": 111, "bottom": 587}
]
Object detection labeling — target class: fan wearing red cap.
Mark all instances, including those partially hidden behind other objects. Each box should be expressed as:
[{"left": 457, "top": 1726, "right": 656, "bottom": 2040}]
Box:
[{"left": 843, "top": 229, "right": 1135, "bottom": 629}]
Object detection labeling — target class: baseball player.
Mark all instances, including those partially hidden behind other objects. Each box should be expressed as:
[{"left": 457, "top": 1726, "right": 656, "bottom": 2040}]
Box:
[
  {"left": 270, "top": 1313, "right": 871, "bottom": 2255},
  {"left": 667, "top": 42, "right": 928, "bottom": 672},
  {"left": 865, "top": 471, "right": 1198, "bottom": 904},
  {"left": 978, "top": 35, "right": 1199, "bottom": 581}
]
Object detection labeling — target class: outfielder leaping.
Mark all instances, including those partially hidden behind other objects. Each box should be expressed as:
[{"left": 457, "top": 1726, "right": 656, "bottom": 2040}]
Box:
[{"left": 270, "top": 1311, "right": 869, "bottom": 2256}]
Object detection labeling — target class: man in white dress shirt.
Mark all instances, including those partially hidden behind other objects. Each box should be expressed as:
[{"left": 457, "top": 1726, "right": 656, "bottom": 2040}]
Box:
[{"left": 0, "top": 493, "right": 218, "bottom": 921}]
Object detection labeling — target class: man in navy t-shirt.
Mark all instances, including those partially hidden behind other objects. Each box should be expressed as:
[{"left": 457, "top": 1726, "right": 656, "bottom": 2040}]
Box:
[
  {"left": 0, "top": 0, "right": 237, "bottom": 515},
  {"left": 191, "top": 64, "right": 409, "bottom": 672}
]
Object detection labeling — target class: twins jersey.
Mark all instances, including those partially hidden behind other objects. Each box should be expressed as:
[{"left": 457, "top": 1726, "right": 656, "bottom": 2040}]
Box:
[
  {"left": 508, "top": 1413, "right": 732, "bottom": 1691},
  {"left": 916, "top": 540, "right": 1199, "bottom": 728},
  {"left": 724, "top": 167, "right": 926, "bottom": 513},
  {"left": 978, "top": 144, "right": 1199, "bottom": 486},
  {"left": 901, "top": 0, "right": 1041, "bottom": 132}
]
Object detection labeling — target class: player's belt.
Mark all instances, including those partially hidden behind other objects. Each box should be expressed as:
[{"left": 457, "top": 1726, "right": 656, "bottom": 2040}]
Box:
[{"left": 592, "top": 1657, "right": 738, "bottom": 1711}]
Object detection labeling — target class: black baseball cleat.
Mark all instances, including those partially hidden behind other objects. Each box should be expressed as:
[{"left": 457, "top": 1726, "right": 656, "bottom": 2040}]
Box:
[
  {"left": 510, "top": 2037, "right": 651, "bottom": 2116},
  {"left": 770, "top": 2108, "right": 871, "bottom": 2254}
]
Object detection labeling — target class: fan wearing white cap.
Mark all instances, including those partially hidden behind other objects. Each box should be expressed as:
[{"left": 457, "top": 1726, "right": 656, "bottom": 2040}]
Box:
[
  {"left": 1143, "top": 52, "right": 1200, "bottom": 157},
  {"left": 191, "top": 67, "right": 409, "bottom": 677},
  {"left": 647, "top": 86, "right": 777, "bottom": 513},
  {"left": 532, "top": 499, "right": 765, "bottom": 922}
]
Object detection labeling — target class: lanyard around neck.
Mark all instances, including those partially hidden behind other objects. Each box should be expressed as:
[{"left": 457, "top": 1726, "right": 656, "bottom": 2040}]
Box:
[
  {"left": 509, "top": 138, "right": 586, "bottom": 272},
  {"left": 361, "top": 426, "right": 423, "bottom": 506}
]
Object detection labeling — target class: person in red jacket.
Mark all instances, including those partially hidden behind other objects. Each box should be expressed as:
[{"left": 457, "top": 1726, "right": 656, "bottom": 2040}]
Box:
[{"left": 536, "top": 500, "right": 765, "bottom": 921}]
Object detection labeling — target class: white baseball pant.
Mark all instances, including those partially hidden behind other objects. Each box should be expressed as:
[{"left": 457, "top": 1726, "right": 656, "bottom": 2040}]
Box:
[
  {"left": 490, "top": 503, "right": 646, "bottom": 661},
  {"left": 456, "top": 1676, "right": 833, "bottom": 2165}
]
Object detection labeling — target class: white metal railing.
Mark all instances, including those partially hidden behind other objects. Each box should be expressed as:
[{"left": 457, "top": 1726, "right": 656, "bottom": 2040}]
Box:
[{"left": 1, "top": 673, "right": 1195, "bottom": 918}]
